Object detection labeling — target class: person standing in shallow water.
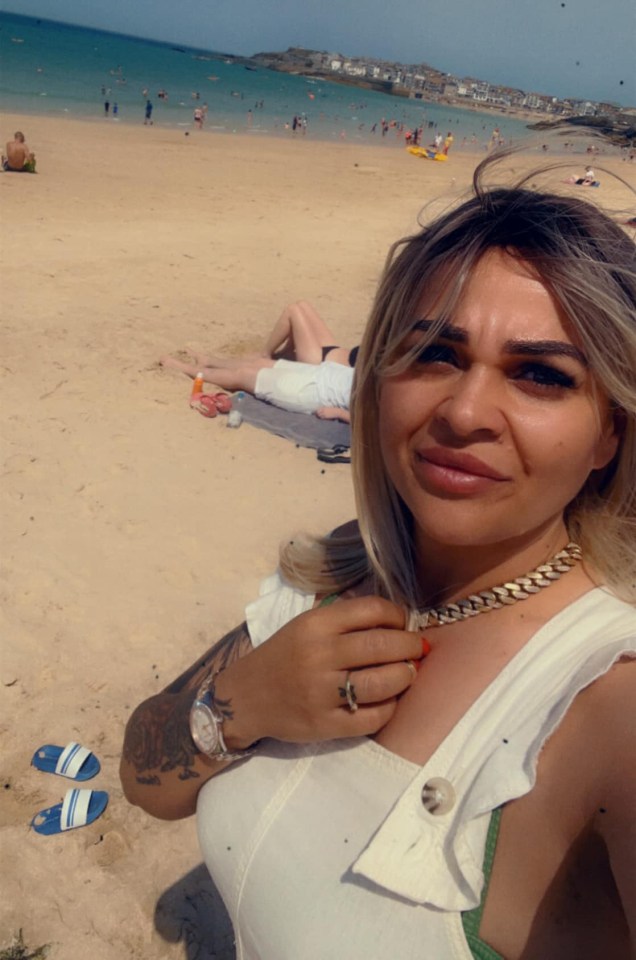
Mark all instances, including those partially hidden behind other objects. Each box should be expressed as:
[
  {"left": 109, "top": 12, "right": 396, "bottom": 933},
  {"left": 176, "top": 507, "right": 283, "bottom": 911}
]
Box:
[
  {"left": 144, "top": 100, "right": 153, "bottom": 125},
  {"left": 121, "top": 158, "right": 636, "bottom": 959}
]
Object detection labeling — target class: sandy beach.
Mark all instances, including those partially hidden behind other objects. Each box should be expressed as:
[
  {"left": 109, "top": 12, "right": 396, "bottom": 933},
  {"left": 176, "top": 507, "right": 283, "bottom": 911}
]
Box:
[{"left": 1, "top": 113, "right": 634, "bottom": 959}]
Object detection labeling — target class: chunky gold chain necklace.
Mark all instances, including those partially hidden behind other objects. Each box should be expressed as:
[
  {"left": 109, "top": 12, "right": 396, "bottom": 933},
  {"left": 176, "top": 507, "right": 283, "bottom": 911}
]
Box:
[{"left": 409, "top": 542, "right": 582, "bottom": 630}]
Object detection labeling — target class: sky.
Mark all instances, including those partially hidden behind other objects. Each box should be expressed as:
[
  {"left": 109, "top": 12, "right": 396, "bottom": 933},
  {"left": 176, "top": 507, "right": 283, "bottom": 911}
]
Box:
[{"left": 3, "top": 0, "right": 635, "bottom": 106}]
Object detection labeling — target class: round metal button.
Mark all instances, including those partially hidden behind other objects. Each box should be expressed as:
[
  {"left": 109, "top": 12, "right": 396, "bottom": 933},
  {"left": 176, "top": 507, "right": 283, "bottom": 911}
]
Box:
[{"left": 421, "top": 777, "right": 456, "bottom": 815}]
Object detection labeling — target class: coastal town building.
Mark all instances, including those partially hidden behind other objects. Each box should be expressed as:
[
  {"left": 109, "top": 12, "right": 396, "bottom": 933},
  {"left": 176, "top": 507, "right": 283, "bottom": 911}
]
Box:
[{"left": 251, "top": 46, "right": 632, "bottom": 127}]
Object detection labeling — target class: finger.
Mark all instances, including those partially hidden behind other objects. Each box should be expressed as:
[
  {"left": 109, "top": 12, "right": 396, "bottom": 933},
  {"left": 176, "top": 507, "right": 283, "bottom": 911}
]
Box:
[
  {"left": 311, "top": 595, "right": 407, "bottom": 633},
  {"left": 322, "top": 699, "right": 399, "bottom": 739},
  {"left": 333, "top": 627, "right": 427, "bottom": 671},
  {"left": 336, "top": 661, "right": 417, "bottom": 709}
]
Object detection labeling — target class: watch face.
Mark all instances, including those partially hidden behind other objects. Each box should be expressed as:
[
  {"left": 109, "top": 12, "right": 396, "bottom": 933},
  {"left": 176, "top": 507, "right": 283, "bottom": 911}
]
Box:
[{"left": 191, "top": 701, "right": 221, "bottom": 756}]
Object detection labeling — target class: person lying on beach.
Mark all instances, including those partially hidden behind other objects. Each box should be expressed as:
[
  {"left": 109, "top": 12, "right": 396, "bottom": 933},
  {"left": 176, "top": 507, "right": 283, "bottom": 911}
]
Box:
[
  {"left": 123, "top": 164, "right": 636, "bottom": 959},
  {"left": 578, "top": 167, "right": 596, "bottom": 185},
  {"left": 564, "top": 167, "right": 599, "bottom": 187},
  {"left": 161, "top": 353, "right": 353, "bottom": 422},
  {"left": 2, "top": 131, "right": 36, "bottom": 173}
]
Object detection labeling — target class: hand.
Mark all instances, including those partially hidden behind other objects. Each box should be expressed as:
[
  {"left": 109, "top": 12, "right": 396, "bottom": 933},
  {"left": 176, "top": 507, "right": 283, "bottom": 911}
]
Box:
[
  {"left": 216, "top": 596, "right": 426, "bottom": 748},
  {"left": 315, "top": 406, "right": 350, "bottom": 422}
]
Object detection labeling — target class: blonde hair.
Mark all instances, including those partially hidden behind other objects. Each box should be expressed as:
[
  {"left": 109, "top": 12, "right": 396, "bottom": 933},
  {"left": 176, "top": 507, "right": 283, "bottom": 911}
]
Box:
[{"left": 281, "top": 162, "right": 636, "bottom": 605}]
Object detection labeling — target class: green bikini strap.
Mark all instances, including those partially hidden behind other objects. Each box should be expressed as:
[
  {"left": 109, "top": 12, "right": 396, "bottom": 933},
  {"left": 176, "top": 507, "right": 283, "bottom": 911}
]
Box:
[
  {"left": 461, "top": 807, "right": 504, "bottom": 960},
  {"left": 318, "top": 593, "right": 340, "bottom": 607}
]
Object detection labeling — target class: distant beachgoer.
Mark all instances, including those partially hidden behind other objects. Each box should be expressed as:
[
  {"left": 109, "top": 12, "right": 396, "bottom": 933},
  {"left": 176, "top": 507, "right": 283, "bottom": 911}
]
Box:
[
  {"left": 104, "top": 100, "right": 110, "bottom": 116},
  {"left": 113, "top": 103, "right": 119, "bottom": 117},
  {"left": 577, "top": 167, "right": 596, "bottom": 185},
  {"left": 564, "top": 167, "right": 599, "bottom": 188},
  {"left": 194, "top": 106, "right": 203, "bottom": 129},
  {"left": 160, "top": 354, "right": 353, "bottom": 422},
  {"left": 144, "top": 100, "right": 153, "bottom": 125},
  {"left": 2, "top": 131, "right": 36, "bottom": 173},
  {"left": 442, "top": 132, "right": 454, "bottom": 155},
  {"left": 434, "top": 132, "right": 443, "bottom": 151}
]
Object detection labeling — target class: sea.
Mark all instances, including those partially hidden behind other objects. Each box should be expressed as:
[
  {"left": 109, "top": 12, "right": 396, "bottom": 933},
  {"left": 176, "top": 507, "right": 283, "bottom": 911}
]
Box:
[{"left": 0, "top": 12, "right": 533, "bottom": 147}]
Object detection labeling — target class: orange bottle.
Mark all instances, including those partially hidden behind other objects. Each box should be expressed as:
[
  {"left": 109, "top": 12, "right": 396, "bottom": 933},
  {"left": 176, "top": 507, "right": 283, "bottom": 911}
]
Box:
[{"left": 191, "top": 372, "right": 204, "bottom": 399}]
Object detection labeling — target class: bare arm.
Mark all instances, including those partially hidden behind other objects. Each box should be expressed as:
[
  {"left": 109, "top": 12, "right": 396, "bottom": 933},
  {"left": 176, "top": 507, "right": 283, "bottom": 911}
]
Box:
[
  {"left": 121, "top": 597, "right": 426, "bottom": 822},
  {"left": 594, "top": 659, "right": 636, "bottom": 953},
  {"left": 120, "top": 622, "right": 253, "bottom": 820},
  {"left": 315, "top": 406, "right": 351, "bottom": 423}
]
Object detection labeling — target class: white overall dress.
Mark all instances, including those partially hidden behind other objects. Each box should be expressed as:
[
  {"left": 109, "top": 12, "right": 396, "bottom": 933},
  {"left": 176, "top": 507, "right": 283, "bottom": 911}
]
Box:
[{"left": 197, "top": 574, "right": 636, "bottom": 959}]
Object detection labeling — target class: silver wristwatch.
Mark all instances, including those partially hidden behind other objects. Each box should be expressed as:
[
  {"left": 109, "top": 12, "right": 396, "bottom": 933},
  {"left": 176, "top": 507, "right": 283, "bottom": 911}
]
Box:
[{"left": 189, "top": 674, "right": 251, "bottom": 762}]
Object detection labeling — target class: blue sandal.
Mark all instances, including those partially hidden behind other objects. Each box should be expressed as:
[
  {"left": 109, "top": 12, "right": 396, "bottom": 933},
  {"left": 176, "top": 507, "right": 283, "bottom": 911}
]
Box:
[
  {"left": 31, "top": 742, "right": 100, "bottom": 781},
  {"left": 31, "top": 788, "right": 109, "bottom": 835}
]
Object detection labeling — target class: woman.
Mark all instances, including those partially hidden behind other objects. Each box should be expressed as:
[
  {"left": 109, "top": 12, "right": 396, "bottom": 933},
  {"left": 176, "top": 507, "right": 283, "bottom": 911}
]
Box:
[
  {"left": 121, "top": 169, "right": 636, "bottom": 959},
  {"left": 161, "top": 353, "right": 353, "bottom": 422}
]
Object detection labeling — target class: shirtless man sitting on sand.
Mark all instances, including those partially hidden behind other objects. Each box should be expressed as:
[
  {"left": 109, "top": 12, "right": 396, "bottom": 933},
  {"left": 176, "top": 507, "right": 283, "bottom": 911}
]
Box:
[{"left": 2, "top": 131, "right": 36, "bottom": 172}]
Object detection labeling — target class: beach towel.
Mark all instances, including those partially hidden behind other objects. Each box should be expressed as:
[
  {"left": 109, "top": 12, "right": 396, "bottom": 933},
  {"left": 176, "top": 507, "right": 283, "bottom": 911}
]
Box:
[{"left": 237, "top": 394, "right": 351, "bottom": 450}]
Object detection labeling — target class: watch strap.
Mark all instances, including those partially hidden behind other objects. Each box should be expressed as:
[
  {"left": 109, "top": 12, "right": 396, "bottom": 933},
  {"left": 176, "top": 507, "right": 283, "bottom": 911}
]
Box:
[{"left": 192, "top": 672, "right": 252, "bottom": 763}]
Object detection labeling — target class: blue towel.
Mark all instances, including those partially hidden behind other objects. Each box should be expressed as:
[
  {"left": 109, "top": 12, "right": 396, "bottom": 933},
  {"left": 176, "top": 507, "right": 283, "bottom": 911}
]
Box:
[{"left": 237, "top": 394, "right": 350, "bottom": 450}]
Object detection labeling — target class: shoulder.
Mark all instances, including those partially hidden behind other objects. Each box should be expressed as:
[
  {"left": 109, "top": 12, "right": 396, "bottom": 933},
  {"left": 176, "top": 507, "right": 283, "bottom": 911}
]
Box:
[
  {"left": 566, "top": 656, "right": 636, "bottom": 812},
  {"left": 585, "top": 656, "right": 636, "bottom": 773},
  {"left": 583, "top": 658, "right": 636, "bottom": 941}
]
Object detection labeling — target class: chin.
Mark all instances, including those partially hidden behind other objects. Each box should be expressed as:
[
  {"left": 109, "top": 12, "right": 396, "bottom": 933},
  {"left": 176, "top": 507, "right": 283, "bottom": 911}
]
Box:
[
  {"left": 414, "top": 513, "right": 568, "bottom": 555},
  {"left": 409, "top": 495, "right": 555, "bottom": 549}
]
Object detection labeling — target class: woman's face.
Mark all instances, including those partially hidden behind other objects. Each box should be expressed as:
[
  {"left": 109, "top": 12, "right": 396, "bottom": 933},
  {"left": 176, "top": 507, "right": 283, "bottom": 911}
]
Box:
[{"left": 378, "top": 249, "right": 619, "bottom": 553}]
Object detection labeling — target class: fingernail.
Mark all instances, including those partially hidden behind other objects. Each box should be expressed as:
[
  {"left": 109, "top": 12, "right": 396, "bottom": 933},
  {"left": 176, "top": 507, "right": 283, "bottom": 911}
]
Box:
[{"left": 421, "top": 637, "right": 432, "bottom": 657}]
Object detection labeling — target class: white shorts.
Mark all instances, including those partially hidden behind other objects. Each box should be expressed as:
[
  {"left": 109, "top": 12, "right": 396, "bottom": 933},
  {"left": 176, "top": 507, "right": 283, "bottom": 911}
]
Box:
[{"left": 254, "top": 360, "right": 322, "bottom": 415}]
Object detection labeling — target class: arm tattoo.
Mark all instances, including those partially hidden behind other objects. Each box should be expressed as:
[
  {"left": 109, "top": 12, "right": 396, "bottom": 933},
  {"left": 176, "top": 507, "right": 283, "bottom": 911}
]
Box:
[
  {"left": 123, "top": 622, "right": 252, "bottom": 785},
  {"left": 164, "top": 621, "right": 252, "bottom": 694},
  {"left": 123, "top": 691, "right": 200, "bottom": 783}
]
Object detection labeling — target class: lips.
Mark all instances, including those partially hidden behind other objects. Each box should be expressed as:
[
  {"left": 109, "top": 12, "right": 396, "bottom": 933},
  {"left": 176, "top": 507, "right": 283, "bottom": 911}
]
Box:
[
  {"left": 417, "top": 447, "right": 508, "bottom": 481},
  {"left": 412, "top": 447, "right": 510, "bottom": 497}
]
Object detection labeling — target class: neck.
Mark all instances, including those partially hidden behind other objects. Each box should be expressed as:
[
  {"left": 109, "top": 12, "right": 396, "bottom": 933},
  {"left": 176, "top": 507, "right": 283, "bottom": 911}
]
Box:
[{"left": 414, "top": 522, "right": 570, "bottom": 609}]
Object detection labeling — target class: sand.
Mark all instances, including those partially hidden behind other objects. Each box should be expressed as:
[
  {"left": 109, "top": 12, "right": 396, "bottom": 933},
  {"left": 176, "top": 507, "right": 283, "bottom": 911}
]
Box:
[{"left": 1, "top": 113, "right": 634, "bottom": 960}]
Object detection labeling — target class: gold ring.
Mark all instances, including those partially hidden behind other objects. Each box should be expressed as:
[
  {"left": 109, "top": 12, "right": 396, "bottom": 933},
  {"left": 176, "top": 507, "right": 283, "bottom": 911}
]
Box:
[{"left": 405, "top": 659, "right": 417, "bottom": 680}]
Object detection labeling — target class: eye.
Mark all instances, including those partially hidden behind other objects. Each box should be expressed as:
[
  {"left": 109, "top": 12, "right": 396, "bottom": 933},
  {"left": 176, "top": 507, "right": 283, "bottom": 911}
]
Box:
[
  {"left": 515, "top": 363, "right": 577, "bottom": 390},
  {"left": 414, "top": 343, "right": 459, "bottom": 366}
]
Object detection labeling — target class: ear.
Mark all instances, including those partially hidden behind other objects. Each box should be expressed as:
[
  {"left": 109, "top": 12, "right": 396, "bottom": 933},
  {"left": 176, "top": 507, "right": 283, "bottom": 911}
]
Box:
[{"left": 592, "top": 406, "right": 623, "bottom": 471}]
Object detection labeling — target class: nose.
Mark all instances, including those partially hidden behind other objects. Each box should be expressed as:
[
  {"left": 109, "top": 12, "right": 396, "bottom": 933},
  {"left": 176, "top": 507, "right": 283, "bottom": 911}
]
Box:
[{"left": 433, "top": 366, "right": 506, "bottom": 440}]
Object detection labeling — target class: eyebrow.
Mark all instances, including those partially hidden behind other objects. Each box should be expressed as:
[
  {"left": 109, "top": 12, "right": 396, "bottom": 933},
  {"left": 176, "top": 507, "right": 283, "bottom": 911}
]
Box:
[{"left": 412, "top": 319, "right": 588, "bottom": 366}]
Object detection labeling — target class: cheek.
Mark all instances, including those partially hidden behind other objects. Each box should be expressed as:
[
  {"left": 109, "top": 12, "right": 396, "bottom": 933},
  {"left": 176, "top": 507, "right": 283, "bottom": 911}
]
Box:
[
  {"left": 378, "top": 379, "right": 416, "bottom": 453},
  {"left": 523, "top": 412, "right": 610, "bottom": 496},
  {"left": 378, "top": 377, "right": 431, "bottom": 496}
]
